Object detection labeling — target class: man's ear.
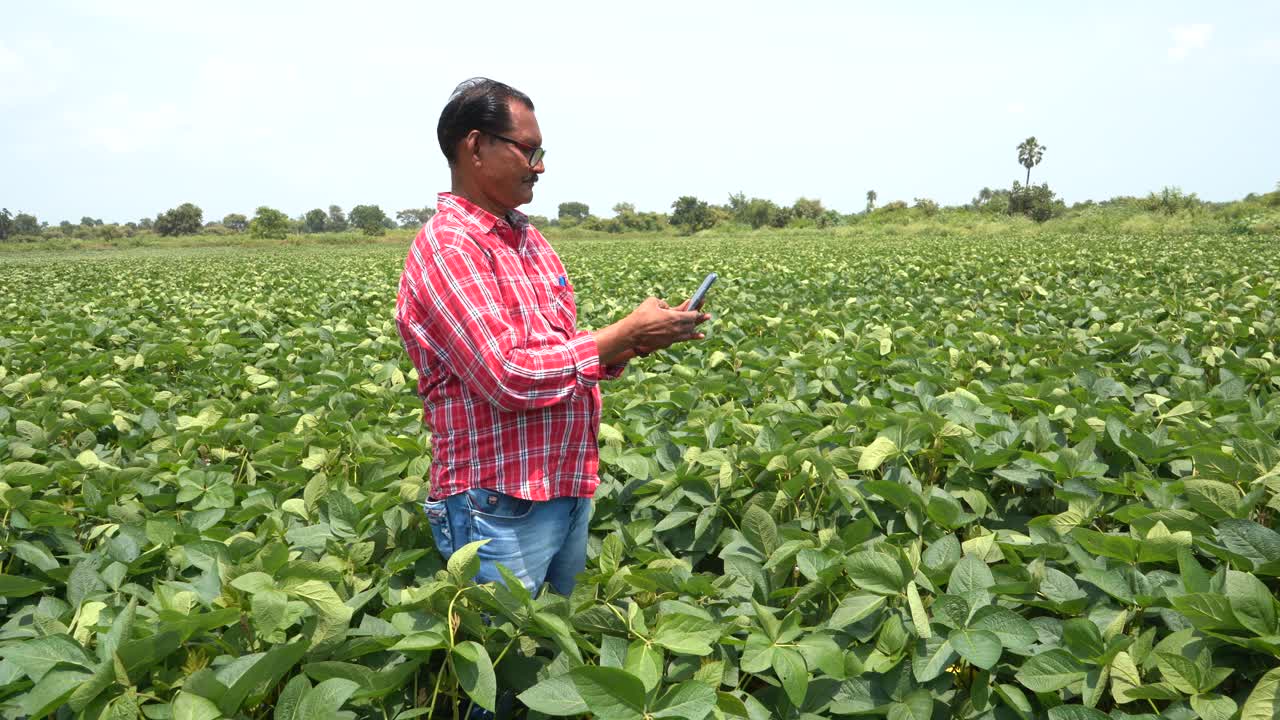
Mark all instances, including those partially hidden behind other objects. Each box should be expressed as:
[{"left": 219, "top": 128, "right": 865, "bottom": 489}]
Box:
[{"left": 463, "top": 130, "right": 483, "bottom": 166}]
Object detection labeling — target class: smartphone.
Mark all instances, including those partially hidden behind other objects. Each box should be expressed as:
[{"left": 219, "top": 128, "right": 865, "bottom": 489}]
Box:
[{"left": 687, "top": 272, "right": 718, "bottom": 311}]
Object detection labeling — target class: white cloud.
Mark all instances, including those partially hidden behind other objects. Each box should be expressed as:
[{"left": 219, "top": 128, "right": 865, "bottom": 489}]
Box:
[
  {"left": 1249, "top": 37, "right": 1280, "bottom": 63},
  {"left": 1006, "top": 101, "right": 1026, "bottom": 114},
  {"left": 1168, "top": 24, "right": 1213, "bottom": 60},
  {"left": 0, "top": 43, "right": 22, "bottom": 73},
  {"left": 0, "top": 33, "right": 75, "bottom": 106},
  {"left": 71, "top": 0, "right": 238, "bottom": 32},
  {"left": 64, "top": 95, "right": 185, "bottom": 153}
]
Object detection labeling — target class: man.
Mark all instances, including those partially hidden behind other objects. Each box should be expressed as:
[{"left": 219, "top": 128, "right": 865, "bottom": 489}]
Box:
[{"left": 395, "top": 77, "right": 709, "bottom": 598}]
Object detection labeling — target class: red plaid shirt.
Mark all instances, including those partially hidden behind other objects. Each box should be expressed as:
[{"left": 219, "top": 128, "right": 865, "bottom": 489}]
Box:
[{"left": 395, "top": 192, "right": 625, "bottom": 501}]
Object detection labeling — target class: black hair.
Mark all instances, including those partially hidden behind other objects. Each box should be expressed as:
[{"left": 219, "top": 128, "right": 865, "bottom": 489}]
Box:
[{"left": 437, "top": 77, "right": 534, "bottom": 164}]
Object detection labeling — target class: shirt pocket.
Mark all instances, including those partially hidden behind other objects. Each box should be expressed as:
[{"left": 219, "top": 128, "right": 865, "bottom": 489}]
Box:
[
  {"left": 536, "top": 277, "right": 577, "bottom": 336},
  {"left": 550, "top": 283, "right": 578, "bottom": 333}
]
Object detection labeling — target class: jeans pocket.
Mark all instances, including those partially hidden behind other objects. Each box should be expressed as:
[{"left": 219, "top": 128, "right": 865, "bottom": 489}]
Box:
[
  {"left": 423, "top": 498, "right": 453, "bottom": 556},
  {"left": 464, "top": 488, "right": 534, "bottom": 521}
]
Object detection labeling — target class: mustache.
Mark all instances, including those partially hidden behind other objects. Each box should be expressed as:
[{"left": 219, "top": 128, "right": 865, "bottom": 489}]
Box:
[{"left": 523, "top": 175, "right": 538, "bottom": 183}]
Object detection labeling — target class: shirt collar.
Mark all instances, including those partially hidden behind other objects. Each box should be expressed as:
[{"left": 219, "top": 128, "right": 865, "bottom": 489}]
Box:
[{"left": 437, "top": 192, "right": 529, "bottom": 245}]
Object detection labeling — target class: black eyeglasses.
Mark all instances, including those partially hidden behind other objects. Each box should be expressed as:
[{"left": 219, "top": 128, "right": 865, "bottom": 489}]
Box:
[{"left": 484, "top": 131, "right": 545, "bottom": 168}]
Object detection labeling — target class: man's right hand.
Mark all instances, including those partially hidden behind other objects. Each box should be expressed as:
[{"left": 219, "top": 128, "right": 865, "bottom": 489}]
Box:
[
  {"left": 625, "top": 297, "right": 710, "bottom": 354},
  {"left": 593, "top": 297, "right": 711, "bottom": 366}
]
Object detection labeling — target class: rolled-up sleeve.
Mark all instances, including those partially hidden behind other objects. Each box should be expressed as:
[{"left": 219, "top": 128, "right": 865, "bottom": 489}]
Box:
[{"left": 399, "top": 236, "right": 603, "bottom": 412}]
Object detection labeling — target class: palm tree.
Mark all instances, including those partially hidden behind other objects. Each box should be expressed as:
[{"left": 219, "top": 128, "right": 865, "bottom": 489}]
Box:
[
  {"left": 865, "top": 190, "right": 877, "bottom": 213},
  {"left": 972, "top": 187, "right": 994, "bottom": 210},
  {"left": 1017, "top": 137, "right": 1046, "bottom": 186}
]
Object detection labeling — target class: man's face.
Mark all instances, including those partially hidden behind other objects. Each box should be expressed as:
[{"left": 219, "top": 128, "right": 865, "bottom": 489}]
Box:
[{"left": 475, "top": 101, "right": 545, "bottom": 211}]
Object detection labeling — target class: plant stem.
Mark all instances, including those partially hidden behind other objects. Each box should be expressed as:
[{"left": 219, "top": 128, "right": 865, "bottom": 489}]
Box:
[
  {"left": 491, "top": 635, "right": 517, "bottom": 669},
  {"left": 427, "top": 658, "right": 446, "bottom": 720}
]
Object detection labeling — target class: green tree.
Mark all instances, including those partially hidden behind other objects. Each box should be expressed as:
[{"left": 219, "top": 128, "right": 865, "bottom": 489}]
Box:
[
  {"left": 249, "top": 206, "right": 290, "bottom": 239},
  {"left": 59, "top": 220, "right": 75, "bottom": 236},
  {"left": 971, "top": 187, "right": 1010, "bottom": 214},
  {"left": 970, "top": 187, "right": 994, "bottom": 210},
  {"left": 558, "top": 201, "right": 590, "bottom": 223},
  {"left": 750, "top": 199, "right": 777, "bottom": 229},
  {"left": 728, "top": 196, "right": 782, "bottom": 229},
  {"left": 396, "top": 208, "right": 436, "bottom": 229},
  {"left": 139, "top": 217, "right": 154, "bottom": 231},
  {"left": 1008, "top": 181, "right": 1063, "bottom": 223},
  {"left": 817, "top": 209, "right": 843, "bottom": 228},
  {"left": 1017, "top": 136, "right": 1046, "bottom": 186},
  {"left": 1143, "top": 186, "right": 1201, "bottom": 215},
  {"left": 304, "top": 209, "right": 328, "bottom": 233},
  {"left": 913, "top": 198, "right": 939, "bottom": 217},
  {"left": 670, "top": 196, "right": 715, "bottom": 234},
  {"left": 327, "top": 205, "right": 348, "bottom": 232},
  {"left": 350, "top": 204, "right": 389, "bottom": 235},
  {"left": 0, "top": 208, "right": 11, "bottom": 241},
  {"left": 608, "top": 203, "right": 664, "bottom": 232},
  {"left": 154, "top": 203, "right": 203, "bottom": 236},
  {"left": 866, "top": 190, "right": 877, "bottom": 213},
  {"left": 792, "top": 197, "right": 825, "bottom": 221},
  {"left": 223, "top": 213, "right": 248, "bottom": 232},
  {"left": 1265, "top": 182, "right": 1280, "bottom": 208},
  {"left": 13, "top": 212, "right": 39, "bottom": 235}
]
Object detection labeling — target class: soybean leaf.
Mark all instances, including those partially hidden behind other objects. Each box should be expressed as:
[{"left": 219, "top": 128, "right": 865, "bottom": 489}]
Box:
[
  {"left": 568, "top": 666, "right": 647, "bottom": 720},
  {"left": 949, "top": 628, "right": 1002, "bottom": 670},
  {"left": 1016, "top": 649, "right": 1088, "bottom": 693},
  {"left": 651, "top": 681, "right": 717, "bottom": 720},
  {"left": 517, "top": 674, "right": 588, "bottom": 716},
  {"left": 846, "top": 551, "right": 907, "bottom": 595},
  {"left": 452, "top": 641, "right": 496, "bottom": 712}
]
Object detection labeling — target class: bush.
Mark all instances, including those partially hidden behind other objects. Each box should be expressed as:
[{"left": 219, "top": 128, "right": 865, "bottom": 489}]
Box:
[
  {"left": 154, "top": 203, "right": 204, "bottom": 236},
  {"left": 223, "top": 214, "right": 248, "bottom": 233},
  {"left": 913, "top": 198, "right": 940, "bottom": 217},
  {"left": 1008, "top": 182, "right": 1064, "bottom": 223},
  {"left": 249, "top": 207, "right": 291, "bottom": 239},
  {"left": 670, "top": 196, "right": 716, "bottom": 234},
  {"left": 202, "top": 224, "right": 236, "bottom": 237},
  {"left": 1142, "top": 186, "right": 1202, "bottom": 215},
  {"left": 350, "top": 205, "right": 389, "bottom": 236}
]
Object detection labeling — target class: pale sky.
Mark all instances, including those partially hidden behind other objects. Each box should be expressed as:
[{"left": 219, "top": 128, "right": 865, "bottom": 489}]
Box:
[{"left": 2, "top": 1, "right": 1278, "bottom": 225}]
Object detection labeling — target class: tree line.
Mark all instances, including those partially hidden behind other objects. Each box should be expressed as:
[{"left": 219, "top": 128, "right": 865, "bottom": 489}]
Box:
[
  {"left": 0, "top": 203, "right": 436, "bottom": 242},
  {"left": 3, "top": 137, "right": 1279, "bottom": 241}
]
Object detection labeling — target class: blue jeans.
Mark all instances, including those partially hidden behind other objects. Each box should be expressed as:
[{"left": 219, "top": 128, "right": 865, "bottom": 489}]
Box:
[{"left": 422, "top": 487, "right": 592, "bottom": 595}]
